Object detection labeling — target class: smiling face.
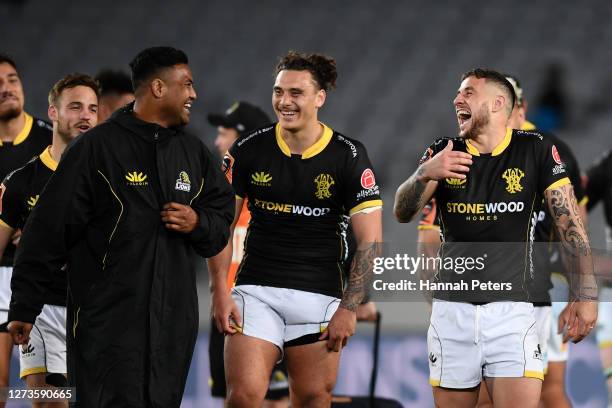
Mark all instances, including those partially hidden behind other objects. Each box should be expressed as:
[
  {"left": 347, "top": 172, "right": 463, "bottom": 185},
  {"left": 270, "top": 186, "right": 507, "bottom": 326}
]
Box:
[
  {"left": 453, "top": 76, "right": 493, "bottom": 139},
  {"left": 272, "top": 69, "right": 325, "bottom": 132},
  {"left": 158, "top": 63, "right": 196, "bottom": 127},
  {"left": 49, "top": 85, "right": 98, "bottom": 142},
  {"left": 0, "top": 62, "right": 24, "bottom": 121}
]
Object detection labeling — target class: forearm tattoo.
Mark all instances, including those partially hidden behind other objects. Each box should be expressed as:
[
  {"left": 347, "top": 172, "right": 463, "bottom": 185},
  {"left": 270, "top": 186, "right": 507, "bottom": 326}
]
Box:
[
  {"left": 395, "top": 167, "right": 427, "bottom": 221},
  {"left": 340, "top": 242, "right": 381, "bottom": 311},
  {"left": 547, "top": 184, "right": 597, "bottom": 299}
]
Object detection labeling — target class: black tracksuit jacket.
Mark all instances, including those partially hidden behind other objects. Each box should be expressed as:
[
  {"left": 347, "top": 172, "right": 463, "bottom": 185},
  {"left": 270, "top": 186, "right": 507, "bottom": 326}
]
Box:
[{"left": 8, "top": 105, "right": 234, "bottom": 407}]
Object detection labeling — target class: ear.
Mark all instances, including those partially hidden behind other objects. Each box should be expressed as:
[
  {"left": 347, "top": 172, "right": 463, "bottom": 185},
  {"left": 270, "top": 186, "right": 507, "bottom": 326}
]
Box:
[
  {"left": 315, "top": 89, "right": 326, "bottom": 109},
  {"left": 150, "top": 78, "right": 166, "bottom": 98},
  {"left": 48, "top": 105, "right": 58, "bottom": 122},
  {"left": 522, "top": 100, "right": 529, "bottom": 115},
  {"left": 492, "top": 95, "right": 505, "bottom": 113}
]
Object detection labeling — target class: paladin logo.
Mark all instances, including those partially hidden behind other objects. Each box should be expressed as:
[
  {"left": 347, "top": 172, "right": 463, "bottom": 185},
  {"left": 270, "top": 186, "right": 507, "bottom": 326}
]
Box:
[
  {"left": 533, "top": 344, "right": 542, "bottom": 360},
  {"left": 502, "top": 168, "right": 525, "bottom": 194},
  {"left": 125, "top": 171, "right": 148, "bottom": 186},
  {"left": 314, "top": 174, "right": 334, "bottom": 199},
  {"left": 429, "top": 352, "right": 438, "bottom": 365},
  {"left": 445, "top": 177, "right": 467, "bottom": 188},
  {"left": 21, "top": 344, "right": 35, "bottom": 355},
  {"left": 175, "top": 171, "right": 191, "bottom": 192},
  {"left": 27, "top": 195, "right": 39, "bottom": 210},
  {"left": 251, "top": 171, "right": 272, "bottom": 187}
]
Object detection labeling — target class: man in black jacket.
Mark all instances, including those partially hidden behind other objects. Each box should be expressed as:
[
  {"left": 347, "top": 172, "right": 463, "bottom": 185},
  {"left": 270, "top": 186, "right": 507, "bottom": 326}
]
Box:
[{"left": 6, "top": 47, "right": 235, "bottom": 408}]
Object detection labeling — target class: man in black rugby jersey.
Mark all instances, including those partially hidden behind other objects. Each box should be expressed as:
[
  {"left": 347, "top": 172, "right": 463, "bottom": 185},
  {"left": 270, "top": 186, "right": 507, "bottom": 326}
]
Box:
[
  {"left": 1, "top": 73, "right": 99, "bottom": 405},
  {"left": 0, "top": 53, "right": 52, "bottom": 399},
  {"left": 209, "top": 51, "right": 382, "bottom": 407},
  {"left": 395, "top": 68, "right": 596, "bottom": 408}
]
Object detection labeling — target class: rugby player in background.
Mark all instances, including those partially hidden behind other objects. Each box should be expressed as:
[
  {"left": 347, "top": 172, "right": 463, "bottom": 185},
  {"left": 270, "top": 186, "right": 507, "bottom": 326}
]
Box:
[
  {"left": 209, "top": 51, "right": 382, "bottom": 407},
  {"left": 1, "top": 73, "right": 99, "bottom": 407},
  {"left": 94, "top": 69, "right": 134, "bottom": 122},
  {"left": 0, "top": 54, "right": 52, "bottom": 401},
  {"left": 206, "top": 101, "right": 290, "bottom": 407},
  {"left": 395, "top": 68, "right": 596, "bottom": 408},
  {"left": 584, "top": 150, "right": 612, "bottom": 408}
]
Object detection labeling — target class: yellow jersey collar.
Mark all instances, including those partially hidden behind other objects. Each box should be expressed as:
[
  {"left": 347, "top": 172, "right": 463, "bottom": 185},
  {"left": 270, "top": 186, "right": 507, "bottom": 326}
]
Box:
[
  {"left": 0, "top": 113, "right": 33, "bottom": 146},
  {"left": 39, "top": 146, "right": 58, "bottom": 171},
  {"left": 465, "top": 127, "right": 513, "bottom": 157},
  {"left": 275, "top": 122, "right": 334, "bottom": 159},
  {"left": 520, "top": 121, "right": 537, "bottom": 131}
]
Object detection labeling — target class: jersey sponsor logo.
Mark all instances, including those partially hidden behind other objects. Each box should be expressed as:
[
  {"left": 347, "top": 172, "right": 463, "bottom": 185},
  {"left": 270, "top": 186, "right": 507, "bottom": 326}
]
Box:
[
  {"left": 175, "top": 171, "right": 191, "bottom": 192},
  {"left": 419, "top": 148, "right": 434, "bottom": 165},
  {"left": 361, "top": 169, "right": 376, "bottom": 189},
  {"left": 253, "top": 198, "right": 330, "bottom": 217},
  {"left": 444, "top": 177, "right": 467, "bottom": 188},
  {"left": 356, "top": 185, "right": 380, "bottom": 200},
  {"left": 552, "top": 145, "right": 562, "bottom": 165},
  {"left": 27, "top": 195, "right": 39, "bottom": 210},
  {"left": 237, "top": 125, "right": 274, "bottom": 147},
  {"left": 336, "top": 135, "right": 357, "bottom": 158},
  {"left": 446, "top": 201, "right": 525, "bottom": 220},
  {"left": 552, "top": 163, "right": 566, "bottom": 176},
  {"left": 314, "top": 174, "right": 334, "bottom": 199},
  {"left": 429, "top": 352, "right": 438, "bottom": 365},
  {"left": 125, "top": 171, "right": 148, "bottom": 186},
  {"left": 502, "top": 168, "right": 525, "bottom": 194},
  {"left": 20, "top": 343, "right": 35, "bottom": 356},
  {"left": 251, "top": 171, "right": 272, "bottom": 187},
  {"left": 533, "top": 344, "right": 543, "bottom": 360}
]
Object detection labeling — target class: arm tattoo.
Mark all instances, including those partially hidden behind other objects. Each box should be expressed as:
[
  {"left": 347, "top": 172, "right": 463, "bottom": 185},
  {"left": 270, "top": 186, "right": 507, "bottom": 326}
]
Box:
[
  {"left": 546, "top": 184, "right": 597, "bottom": 300},
  {"left": 395, "top": 167, "right": 427, "bottom": 222},
  {"left": 340, "top": 242, "right": 381, "bottom": 311}
]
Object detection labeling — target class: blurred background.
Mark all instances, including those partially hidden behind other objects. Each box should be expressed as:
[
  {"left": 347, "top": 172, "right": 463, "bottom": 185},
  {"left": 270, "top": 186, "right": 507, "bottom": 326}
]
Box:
[{"left": 1, "top": 0, "right": 611, "bottom": 406}]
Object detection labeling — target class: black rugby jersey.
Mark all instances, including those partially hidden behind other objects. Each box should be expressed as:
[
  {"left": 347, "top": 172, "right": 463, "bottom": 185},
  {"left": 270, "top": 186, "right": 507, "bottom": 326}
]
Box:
[
  {"left": 226, "top": 123, "right": 382, "bottom": 297},
  {"left": 586, "top": 149, "right": 612, "bottom": 250},
  {"left": 0, "top": 114, "right": 52, "bottom": 266},
  {"left": 421, "top": 128, "right": 570, "bottom": 302},
  {"left": 0, "top": 147, "right": 66, "bottom": 306}
]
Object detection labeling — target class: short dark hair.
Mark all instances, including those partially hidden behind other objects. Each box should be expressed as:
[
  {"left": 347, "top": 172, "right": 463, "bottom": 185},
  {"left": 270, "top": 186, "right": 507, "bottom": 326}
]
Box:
[
  {"left": 275, "top": 51, "right": 337, "bottom": 91},
  {"left": 95, "top": 69, "right": 133, "bottom": 97},
  {"left": 48, "top": 73, "right": 100, "bottom": 105},
  {"left": 503, "top": 73, "right": 524, "bottom": 107},
  {"left": 0, "top": 53, "right": 18, "bottom": 72},
  {"left": 461, "top": 68, "right": 516, "bottom": 113},
  {"left": 129, "top": 46, "right": 188, "bottom": 91}
]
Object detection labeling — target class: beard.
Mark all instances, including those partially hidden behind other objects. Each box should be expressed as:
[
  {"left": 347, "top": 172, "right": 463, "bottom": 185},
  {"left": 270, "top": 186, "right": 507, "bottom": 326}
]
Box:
[
  {"left": 0, "top": 105, "right": 22, "bottom": 121},
  {"left": 461, "top": 103, "right": 490, "bottom": 140}
]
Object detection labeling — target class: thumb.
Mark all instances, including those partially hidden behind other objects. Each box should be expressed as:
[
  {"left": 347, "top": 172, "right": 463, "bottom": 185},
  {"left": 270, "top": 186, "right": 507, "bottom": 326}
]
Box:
[
  {"left": 319, "top": 328, "right": 329, "bottom": 341},
  {"left": 443, "top": 140, "right": 454, "bottom": 151},
  {"left": 231, "top": 304, "right": 242, "bottom": 327}
]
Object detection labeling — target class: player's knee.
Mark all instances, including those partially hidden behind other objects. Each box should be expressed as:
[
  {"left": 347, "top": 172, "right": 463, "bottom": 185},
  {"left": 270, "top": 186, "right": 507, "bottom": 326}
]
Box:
[{"left": 226, "top": 385, "right": 267, "bottom": 408}]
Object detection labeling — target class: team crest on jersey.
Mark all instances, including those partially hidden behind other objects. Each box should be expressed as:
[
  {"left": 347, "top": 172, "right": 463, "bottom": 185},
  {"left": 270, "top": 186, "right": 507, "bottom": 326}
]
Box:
[
  {"left": 502, "top": 168, "right": 525, "bottom": 194},
  {"left": 125, "top": 171, "right": 148, "bottom": 186},
  {"left": 445, "top": 177, "right": 467, "bottom": 188},
  {"left": 27, "top": 195, "right": 39, "bottom": 210},
  {"left": 251, "top": 172, "right": 272, "bottom": 187},
  {"left": 175, "top": 171, "right": 191, "bottom": 192},
  {"left": 314, "top": 174, "right": 335, "bottom": 199}
]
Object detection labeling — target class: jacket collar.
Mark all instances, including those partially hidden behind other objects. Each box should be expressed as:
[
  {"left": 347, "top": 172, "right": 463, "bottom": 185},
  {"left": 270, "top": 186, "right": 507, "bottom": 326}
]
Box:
[{"left": 110, "top": 102, "right": 181, "bottom": 142}]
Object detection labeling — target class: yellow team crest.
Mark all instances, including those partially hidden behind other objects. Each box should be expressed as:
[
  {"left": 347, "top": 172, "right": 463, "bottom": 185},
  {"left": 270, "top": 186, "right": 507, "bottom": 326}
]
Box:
[
  {"left": 125, "top": 171, "right": 147, "bottom": 183},
  {"left": 314, "top": 174, "right": 334, "bottom": 199},
  {"left": 502, "top": 168, "right": 525, "bottom": 194},
  {"left": 445, "top": 177, "right": 466, "bottom": 186},
  {"left": 175, "top": 171, "right": 191, "bottom": 192},
  {"left": 251, "top": 172, "right": 272, "bottom": 187}
]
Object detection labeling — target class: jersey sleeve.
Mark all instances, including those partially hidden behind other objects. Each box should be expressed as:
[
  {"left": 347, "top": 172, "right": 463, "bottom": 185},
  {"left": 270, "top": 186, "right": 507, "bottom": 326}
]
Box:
[
  {"left": 418, "top": 198, "right": 439, "bottom": 230},
  {"left": 585, "top": 150, "right": 610, "bottom": 210},
  {"left": 0, "top": 171, "right": 25, "bottom": 230},
  {"left": 225, "top": 141, "right": 248, "bottom": 199},
  {"left": 554, "top": 139, "right": 585, "bottom": 204},
  {"left": 344, "top": 142, "right": 383, "bottom": 216},
  {"left": 537, "top": 138, "right": 570, "bottom": 194}
]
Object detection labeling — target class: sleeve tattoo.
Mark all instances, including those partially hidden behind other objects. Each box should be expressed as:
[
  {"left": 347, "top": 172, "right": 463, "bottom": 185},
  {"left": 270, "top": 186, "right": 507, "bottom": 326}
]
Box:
[{"left": 340, "top": 242, "right": 381, "bottom": 311}]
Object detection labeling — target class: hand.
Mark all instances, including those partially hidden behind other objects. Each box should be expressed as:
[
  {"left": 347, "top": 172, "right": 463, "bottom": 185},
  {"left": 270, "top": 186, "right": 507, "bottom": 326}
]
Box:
[
  {"left": 160, "top": 202, "right": 198, "bottom": 233},
  {"left": 558, "top": 300, "right": 598, "bottom": 343},
  {"left": 11, "top": 229, "right": 21, "bottom": 246},
  {"left": 420, "top": 140, "right": 472, "bottom": 182},
  {"left": 7, "top": 321, "right": 33, "bottom": 345},
  {"left": 356, "top": 301, "right": 378, "bottom": 322},
  {"left": 320, "top": 306, "right": 356, "bottom": 352},
  {"left": 212, "top": 290, "right": 242, "bottom": 335}
]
